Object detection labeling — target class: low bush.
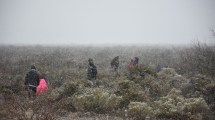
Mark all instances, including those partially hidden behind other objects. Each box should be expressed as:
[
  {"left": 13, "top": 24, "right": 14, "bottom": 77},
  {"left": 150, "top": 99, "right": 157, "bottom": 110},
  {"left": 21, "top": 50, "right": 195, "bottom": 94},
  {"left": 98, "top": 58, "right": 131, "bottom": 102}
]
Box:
[
  {"left": 51, "top": 81, "right": 79, "bottom": 100},
  {"left": 128, "top": 102, "right": 153, "bottom": 120},
  {"left": 72, "top": 88, "right": 122, "bottom": 114},
  {"left": 153, "top": 88, "right": 208, "bottom": 119},
  {"left": 116, "top": 80, "right": 149, "bottom": 107}
]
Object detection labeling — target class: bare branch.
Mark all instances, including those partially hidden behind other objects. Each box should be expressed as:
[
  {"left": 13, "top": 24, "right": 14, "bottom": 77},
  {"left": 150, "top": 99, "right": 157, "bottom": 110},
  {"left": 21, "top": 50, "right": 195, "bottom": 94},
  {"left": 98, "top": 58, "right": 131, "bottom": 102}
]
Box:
[{"left": 209, "top": 28, "right": 215, "bottom": 37}]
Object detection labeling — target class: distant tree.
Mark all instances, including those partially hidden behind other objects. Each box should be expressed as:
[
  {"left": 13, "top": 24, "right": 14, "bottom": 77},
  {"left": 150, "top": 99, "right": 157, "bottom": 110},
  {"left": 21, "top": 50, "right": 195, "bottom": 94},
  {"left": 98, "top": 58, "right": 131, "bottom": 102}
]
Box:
[
  {"left": 210, "top": 28, "right": 215, "bottom": 37},
  {"left": 179, "top": 29, "right": 215, "bottom": 77}
]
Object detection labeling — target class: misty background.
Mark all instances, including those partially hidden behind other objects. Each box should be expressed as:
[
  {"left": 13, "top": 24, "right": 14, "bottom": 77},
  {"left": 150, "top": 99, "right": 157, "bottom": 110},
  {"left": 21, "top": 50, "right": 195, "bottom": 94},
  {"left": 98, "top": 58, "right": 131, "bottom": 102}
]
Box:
[{"left": 0, "top": 0, "right": 215, "bottom": 45}]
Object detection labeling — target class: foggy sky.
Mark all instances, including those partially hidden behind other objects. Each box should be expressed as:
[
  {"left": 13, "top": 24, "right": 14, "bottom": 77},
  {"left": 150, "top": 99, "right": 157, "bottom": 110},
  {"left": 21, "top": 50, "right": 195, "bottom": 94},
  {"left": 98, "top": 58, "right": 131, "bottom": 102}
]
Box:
[{"left": 0, "top": 0, "right": 215, "bottom": 45}]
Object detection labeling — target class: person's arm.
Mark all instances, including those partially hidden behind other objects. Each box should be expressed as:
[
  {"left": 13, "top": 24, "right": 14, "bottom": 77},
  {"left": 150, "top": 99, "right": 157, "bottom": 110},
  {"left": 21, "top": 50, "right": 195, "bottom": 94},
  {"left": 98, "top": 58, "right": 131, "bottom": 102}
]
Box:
[
  {"left": 94, "top": 66, "right": 97, "bottom": 79},
  {"left": 36, "top": 73, "right": 40, "bottom": 86},
  {"left": 87, "top": 66, "right": 92, "bottom": 80},
  {"left": 24, "top": 73, "right": 29, "bottom": 85},
  {"left": 94, "top": 66, "right": 97, "bottom": 75}
]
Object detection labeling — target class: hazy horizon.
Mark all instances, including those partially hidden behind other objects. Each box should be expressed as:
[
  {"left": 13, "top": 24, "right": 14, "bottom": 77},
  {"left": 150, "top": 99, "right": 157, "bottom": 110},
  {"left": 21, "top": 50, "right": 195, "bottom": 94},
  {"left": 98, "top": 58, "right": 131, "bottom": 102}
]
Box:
[{"left": 0, "top": 0, "right": 215, "bottom": 45}]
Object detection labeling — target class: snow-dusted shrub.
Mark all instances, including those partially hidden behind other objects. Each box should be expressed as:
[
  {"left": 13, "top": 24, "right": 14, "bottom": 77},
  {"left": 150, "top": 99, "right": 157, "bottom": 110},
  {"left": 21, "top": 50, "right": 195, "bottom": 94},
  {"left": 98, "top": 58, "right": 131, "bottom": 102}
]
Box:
[
  {"left": 72, "top": 88, "right": 122, "bottom": 113},
  {"left": 117, "top": 80, "right": 149, "bottom": 107},
  {"left": 51, "top": 81, "right": 78, "bottom": 100},
  {"left": 157, "top": 68, "right": 177, "bottom": 78},
  {"left": 128, "top": 102, "right": 153, "bottom": 120},
  {"left": 153, "top": 88, "right": 208, "bottom": 119}
]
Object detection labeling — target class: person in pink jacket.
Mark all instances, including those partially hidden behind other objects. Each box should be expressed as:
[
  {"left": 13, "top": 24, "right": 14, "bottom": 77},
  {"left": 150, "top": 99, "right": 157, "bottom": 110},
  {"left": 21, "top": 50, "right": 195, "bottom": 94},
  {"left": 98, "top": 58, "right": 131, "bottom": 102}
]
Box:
[{"left": 36, "top": 75, "right": 48, "bottom": 96}]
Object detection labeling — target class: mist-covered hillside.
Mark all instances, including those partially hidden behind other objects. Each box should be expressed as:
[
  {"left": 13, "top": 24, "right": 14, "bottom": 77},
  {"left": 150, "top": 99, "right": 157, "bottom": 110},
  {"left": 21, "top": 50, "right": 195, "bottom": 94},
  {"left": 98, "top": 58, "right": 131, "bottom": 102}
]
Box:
[{"left": 0, "top": 44, "right": 214, "bottom": 120}]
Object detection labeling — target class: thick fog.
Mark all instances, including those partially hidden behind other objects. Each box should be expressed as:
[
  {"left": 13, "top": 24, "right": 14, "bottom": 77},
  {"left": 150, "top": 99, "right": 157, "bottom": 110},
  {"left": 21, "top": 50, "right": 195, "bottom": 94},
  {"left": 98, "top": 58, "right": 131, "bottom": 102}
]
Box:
[{"left": 0, "top": 0, "right": 215, "bottom": 45}]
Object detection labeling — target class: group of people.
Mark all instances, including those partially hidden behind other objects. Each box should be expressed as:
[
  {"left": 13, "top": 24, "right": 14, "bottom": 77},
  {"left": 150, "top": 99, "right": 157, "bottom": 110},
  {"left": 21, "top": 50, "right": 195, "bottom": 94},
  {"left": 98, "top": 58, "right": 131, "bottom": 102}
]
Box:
[
  {"left": 25, "top": 56, "right": 140, "bottom": 97},
  {"left": 25, "top": 65, "right": 48, "bottom": 98},
  {"left": 87, "top": 56, "right": 140, "bottom": 85}
]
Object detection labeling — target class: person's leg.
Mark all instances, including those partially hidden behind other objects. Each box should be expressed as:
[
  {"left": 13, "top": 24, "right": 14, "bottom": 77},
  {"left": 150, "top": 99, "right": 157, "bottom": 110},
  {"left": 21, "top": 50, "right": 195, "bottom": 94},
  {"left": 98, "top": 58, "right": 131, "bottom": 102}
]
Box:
[
  {"left": 27, "top": 87, "right": 36, "bottom": 99},
  {"left": 27, "top": 87, "right": 31, "bottom": 98},
  {"left": 110, "top": 67, "right": 115, "bottom": 80},
  {"left": 92, "top": 78, "right": 96, "bottom": 87},
  {"left": 32, "top": 87, "right": 37, "bottom": 97}
]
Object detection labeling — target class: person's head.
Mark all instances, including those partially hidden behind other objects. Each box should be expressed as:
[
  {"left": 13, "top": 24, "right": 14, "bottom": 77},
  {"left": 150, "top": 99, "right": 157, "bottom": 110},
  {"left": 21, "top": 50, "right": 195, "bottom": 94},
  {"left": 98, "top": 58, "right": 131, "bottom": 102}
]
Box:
[
  {"left": 40, "top": 74, "right": 45, "bottom": 79},
  {"left": 115, "top": 56, "right": 119, "bottom": 62},
  {"left": 88, "top": 58, "right": 94, "bottom": 65},
  {"left": 134, "top": 57, "right": 139, "bottom": 64},
  {"left": 130, "top": 59, "right": 134, "bottom": 62},
  {"left": 116, "top": 56, "right": 119, "bottom": 59},
  {"left": 31, "top": 65, "right": 36, "bottom": 70}
]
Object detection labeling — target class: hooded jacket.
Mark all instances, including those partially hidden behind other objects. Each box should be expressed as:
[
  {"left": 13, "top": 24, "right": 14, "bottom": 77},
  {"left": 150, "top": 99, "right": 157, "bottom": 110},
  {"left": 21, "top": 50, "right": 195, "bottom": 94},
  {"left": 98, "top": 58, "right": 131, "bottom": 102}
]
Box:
[
  {"left": 25, "top": 69, "right": 40, "bottom": 87},
  {"left": 36, "top": 79, "right": 48, "bottom": 96}
]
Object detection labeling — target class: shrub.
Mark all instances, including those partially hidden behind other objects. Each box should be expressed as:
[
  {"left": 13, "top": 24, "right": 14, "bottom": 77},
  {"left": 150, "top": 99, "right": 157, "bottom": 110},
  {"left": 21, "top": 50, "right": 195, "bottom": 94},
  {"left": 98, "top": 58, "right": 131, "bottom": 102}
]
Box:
[
  {"left": 183, "top": 97, "right": 209, "bottom": 114},
  {"left": 138, "top": 63, "right": 157, "bottom": 78},
  {"left": 72, "top": 88, "right": 122, "bottom": 113},
  {"left": 157, "top": 68, "right": 177, "bottom": 78},
  {"left": 51, "top": 81, "right": 78, "bottom": 100},
  {"left": 128, "top": 102, "right": 153, "bottom": 120},
  {"left": 139, "top": 68, "right": 181, "bottom": 98},
  {"left": 204, "top": 83, "right": 215, "bottom": 110},
  {"left": 117, "top": 80, "right": 149, "bottom": 107},
  {"left": 153, "top": 88, "right": 209, "bottom": 119},
  {"left": 179, "top": 41, "right": 215, "bottom": 77}
]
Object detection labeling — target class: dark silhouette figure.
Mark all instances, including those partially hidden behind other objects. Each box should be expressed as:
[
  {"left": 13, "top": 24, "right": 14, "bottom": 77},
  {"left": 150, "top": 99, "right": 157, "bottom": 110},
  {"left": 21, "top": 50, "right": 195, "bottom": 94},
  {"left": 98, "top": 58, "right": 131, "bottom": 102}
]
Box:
[
  {"left": 87, "top": 58, "right": 97, "bottom": 86},
  {"left": 133, "top": 57, "right": 139, "bottom": 66},
  {"left": 25, "top": 65, "right": 40, "bottom": 98},
  {"left": 110, "top": 56, "right": 119, "bottom": 79},
  {"left": 111, "top": 56, "right": 119, "bottom": 72}
]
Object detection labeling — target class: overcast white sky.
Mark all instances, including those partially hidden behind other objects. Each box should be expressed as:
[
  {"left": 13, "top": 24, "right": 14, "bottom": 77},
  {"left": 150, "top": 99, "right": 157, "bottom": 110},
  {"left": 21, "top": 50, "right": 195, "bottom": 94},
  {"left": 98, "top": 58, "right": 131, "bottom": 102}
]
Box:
[{"left": 0, "top": 0, "right": 215, "bottom": 45}]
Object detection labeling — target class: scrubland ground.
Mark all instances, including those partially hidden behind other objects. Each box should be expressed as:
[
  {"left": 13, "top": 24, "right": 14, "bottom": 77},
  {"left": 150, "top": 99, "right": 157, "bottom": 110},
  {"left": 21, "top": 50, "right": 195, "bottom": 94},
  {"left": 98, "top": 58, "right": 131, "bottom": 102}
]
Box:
[{"left": 0, "top": 44, "right": 215, "bottom": 120}]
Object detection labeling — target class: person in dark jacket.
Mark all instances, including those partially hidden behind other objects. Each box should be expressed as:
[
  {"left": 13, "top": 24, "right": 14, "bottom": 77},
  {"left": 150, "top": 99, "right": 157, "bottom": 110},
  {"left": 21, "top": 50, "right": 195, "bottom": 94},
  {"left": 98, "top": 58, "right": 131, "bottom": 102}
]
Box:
[
  {"left": 87, "top": 58, "right": 97, "bottom": 86},
  {"left": 110, "top": 56, "right": 119, "bottom": 79},
  {"left": 134, "top": 57, "right": 139, "bottom": 66},
  {"left": 25, "top": 65, "right": 40, "bottom": 98},
  {"left": 111, "top": 56, "right": 119, "bottom": 72}
]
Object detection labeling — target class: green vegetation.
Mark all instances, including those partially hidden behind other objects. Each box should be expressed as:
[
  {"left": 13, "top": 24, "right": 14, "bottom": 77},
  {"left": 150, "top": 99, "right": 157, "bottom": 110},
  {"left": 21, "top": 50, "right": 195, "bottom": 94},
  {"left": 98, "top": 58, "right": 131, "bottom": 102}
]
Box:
[{"left": 0, "top": 44, "right": 214, "bottom": 119}]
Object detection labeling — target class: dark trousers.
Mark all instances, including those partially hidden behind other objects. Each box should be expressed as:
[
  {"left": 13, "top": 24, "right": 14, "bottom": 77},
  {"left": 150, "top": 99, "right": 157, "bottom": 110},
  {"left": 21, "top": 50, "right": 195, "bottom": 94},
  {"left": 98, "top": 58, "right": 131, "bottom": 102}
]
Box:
[{"left": 27, "top": 86, "right": 36, "bottom": 98}]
